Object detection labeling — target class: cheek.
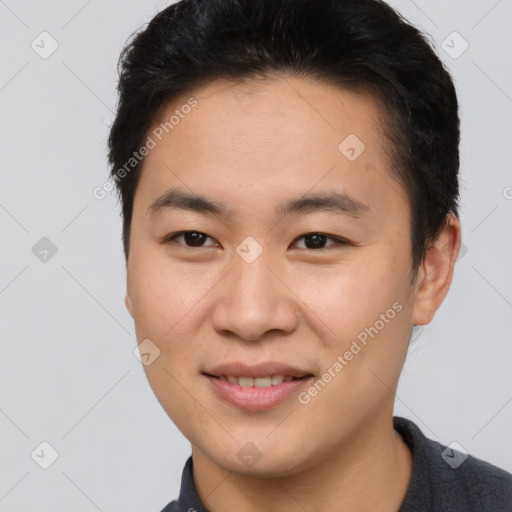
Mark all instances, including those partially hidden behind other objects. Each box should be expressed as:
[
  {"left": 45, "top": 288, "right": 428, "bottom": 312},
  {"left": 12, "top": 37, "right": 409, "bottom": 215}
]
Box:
[
  {"left": 294, "top": 256, "right": 412, "bottom": 398},
  {"left": 291, "top": 258, "right": 405, "bottom": 336},
  {"left": 129, "top": 258, "right": 212, "bottom": 335}
]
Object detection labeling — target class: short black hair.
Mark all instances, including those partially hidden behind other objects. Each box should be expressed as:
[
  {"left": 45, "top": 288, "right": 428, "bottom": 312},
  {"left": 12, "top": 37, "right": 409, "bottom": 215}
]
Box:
[{"left": 107, "top": 0, "right": 460, "bottom": 282}]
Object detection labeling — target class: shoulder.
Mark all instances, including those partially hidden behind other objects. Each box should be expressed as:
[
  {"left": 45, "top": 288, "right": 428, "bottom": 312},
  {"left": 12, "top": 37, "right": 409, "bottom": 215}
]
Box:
[
  {"left": 427, "top": 438, "right": 512, "bottom": 508},
  {"left": 159, "top": 500, "right": 179, "bottom": 512},
  {"left": 394, "top": 416, "right": 512, "bottom": 512}
]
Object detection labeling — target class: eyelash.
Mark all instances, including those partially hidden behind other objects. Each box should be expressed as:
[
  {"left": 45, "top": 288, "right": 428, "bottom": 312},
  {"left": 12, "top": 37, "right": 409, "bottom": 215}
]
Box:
[{"left": 160, "top": 231, "right": 350, "bottom": 251}]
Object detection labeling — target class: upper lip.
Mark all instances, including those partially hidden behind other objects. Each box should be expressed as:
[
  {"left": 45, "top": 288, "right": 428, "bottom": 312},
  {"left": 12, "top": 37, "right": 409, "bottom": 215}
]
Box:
[{"left": 204, "top": 362, "right": 313, "bottom": 378}]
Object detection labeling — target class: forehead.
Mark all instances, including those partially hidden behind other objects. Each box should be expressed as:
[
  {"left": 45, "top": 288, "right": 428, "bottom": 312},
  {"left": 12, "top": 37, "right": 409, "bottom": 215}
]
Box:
[
  {"left": 150, "top": 75, "right": 385, "bottom": 151},
  {"left": 135, "top": 75, "right": 408, "bottom": 224}
]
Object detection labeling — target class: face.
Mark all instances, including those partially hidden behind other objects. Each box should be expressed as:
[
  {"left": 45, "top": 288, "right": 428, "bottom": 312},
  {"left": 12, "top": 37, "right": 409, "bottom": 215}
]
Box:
[{"left": 125, "top": 76, "right": 437, "bottom": 476}]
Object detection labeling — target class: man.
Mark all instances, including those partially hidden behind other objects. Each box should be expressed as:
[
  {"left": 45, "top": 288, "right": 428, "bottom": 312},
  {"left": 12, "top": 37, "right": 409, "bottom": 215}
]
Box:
[{"left": 107, "top": 0, "right": 512, "bottom": 510}]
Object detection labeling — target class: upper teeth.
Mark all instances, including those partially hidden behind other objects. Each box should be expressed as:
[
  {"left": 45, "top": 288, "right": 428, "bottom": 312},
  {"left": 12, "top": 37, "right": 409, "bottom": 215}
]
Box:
[{"left": 219, "top": 375, "right": 296, "bottom": 387}]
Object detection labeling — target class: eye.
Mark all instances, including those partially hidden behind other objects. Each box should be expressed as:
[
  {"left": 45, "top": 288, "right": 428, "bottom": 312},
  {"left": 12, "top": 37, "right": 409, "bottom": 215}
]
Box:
[
  {"left": 161, "top": 231, "right": 350, "bottom": 251},
  {"left": 162, "top": 231, "right": 219, "bottom": 248},
  {"left": 292, "top": 232, "right": 349, "bottom": 250}
]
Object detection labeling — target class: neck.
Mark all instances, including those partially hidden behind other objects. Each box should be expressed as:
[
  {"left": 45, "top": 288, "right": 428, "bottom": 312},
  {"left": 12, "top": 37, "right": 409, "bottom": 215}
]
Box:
[{"left": 191, "top": 410, "right": 413, "bottom": 512}]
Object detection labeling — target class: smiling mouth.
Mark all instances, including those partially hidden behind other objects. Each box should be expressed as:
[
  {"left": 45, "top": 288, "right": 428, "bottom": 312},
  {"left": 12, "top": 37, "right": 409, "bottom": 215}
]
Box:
[{"left": 205, "top": 374, "right": 313, "bottom": 387}]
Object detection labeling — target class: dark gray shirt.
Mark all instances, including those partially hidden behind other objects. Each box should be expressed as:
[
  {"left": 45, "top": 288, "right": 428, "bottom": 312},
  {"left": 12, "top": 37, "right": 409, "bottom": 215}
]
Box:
[{"left": 160, "top": 416, "right": 512, "bottom": 511}]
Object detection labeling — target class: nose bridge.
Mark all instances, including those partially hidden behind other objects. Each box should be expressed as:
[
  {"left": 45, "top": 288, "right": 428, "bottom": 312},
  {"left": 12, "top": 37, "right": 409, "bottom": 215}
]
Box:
[
  {"left": 210, "top": 242, "right": 298, "bottom": 340},
  {"left": 230, "top": 245, "right": 279, "bottom": 315},
  {"left": 235, "top": 252, "right": 273, "bottom": 300},
  {"left": 231, "top": 234, "right": 277, "bottom": 301}
]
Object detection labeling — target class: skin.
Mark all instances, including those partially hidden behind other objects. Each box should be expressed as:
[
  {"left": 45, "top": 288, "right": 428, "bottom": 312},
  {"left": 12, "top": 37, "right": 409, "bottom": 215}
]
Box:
[{"left": 125, "top": 75, "right": 461, "bottom": 512}]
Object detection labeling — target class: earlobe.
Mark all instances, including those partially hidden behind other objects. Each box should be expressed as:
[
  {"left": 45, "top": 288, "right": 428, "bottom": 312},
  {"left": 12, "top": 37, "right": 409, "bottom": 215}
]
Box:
[
  {"left": 412, "top": 212, "right": 461, "bottom": 326},
  {"left": 125, "top": 292, "right": 134, "bottom": 318}
]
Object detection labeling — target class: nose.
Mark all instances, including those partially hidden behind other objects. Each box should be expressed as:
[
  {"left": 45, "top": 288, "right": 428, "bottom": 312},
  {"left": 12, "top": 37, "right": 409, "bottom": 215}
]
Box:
[{"left": 210, "top": 252, "right": 299, "bottom": 342}]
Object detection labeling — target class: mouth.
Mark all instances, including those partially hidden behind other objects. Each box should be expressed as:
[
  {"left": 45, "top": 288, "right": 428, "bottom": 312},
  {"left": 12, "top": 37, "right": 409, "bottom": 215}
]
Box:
[
  {"left": 203, "top": 362, "right": 315, "bottom": 411},
  {"left": 205, "top": 374, "right": 312, "bottom": 387}
]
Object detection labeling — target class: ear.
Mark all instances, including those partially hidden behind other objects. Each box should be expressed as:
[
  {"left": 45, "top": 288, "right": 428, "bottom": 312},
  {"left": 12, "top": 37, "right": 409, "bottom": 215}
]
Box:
[
  {"left": 125, "top": 291, "right": 134, "bottom": 318},
  {"left": 412, "top": 212, "right": 462, "bottom": 326}
]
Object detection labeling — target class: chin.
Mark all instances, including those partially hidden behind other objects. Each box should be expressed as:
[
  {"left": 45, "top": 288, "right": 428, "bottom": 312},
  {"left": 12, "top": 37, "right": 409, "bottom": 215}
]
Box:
[{"left": 202, "top": 435, "right": 319, "bottom": 478}]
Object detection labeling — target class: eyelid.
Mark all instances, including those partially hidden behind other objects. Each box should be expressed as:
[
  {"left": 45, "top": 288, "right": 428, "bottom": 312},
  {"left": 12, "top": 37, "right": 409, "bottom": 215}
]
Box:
[
  {"left": 291, "top": 233, "right": 349, "bottom": 250},
  {"left": 161, "top": 230, "right": 351, "bottom": 250},
  {"left": 161, "top": 231, "right": 219, "bottom": 247}
]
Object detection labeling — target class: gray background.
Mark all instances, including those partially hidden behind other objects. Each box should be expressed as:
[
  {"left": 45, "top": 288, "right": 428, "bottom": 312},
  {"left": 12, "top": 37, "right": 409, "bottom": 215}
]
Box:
[{"left": 1, "top": 0, "right": 511, "bottom": 510}]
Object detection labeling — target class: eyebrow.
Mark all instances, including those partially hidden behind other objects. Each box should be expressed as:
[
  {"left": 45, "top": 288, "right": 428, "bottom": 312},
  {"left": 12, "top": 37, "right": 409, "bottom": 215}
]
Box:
[{"left": 147, "top": 187, "right": 370, "bottom": 219}]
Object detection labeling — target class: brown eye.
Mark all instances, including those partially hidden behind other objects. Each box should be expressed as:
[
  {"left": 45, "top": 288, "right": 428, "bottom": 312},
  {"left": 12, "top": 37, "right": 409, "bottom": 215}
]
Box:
[
  {"left": 164, "top": 231, "right": 218, "bottom": 247},
  {"left": 292, "top": 233, "right": 348, "bottom": 250}
]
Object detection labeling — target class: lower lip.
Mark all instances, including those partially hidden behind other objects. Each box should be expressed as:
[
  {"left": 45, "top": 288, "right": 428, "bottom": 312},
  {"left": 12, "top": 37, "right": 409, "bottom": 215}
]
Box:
[{"left": 205, "top": 375, "right": 313, "bottom": 411}]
